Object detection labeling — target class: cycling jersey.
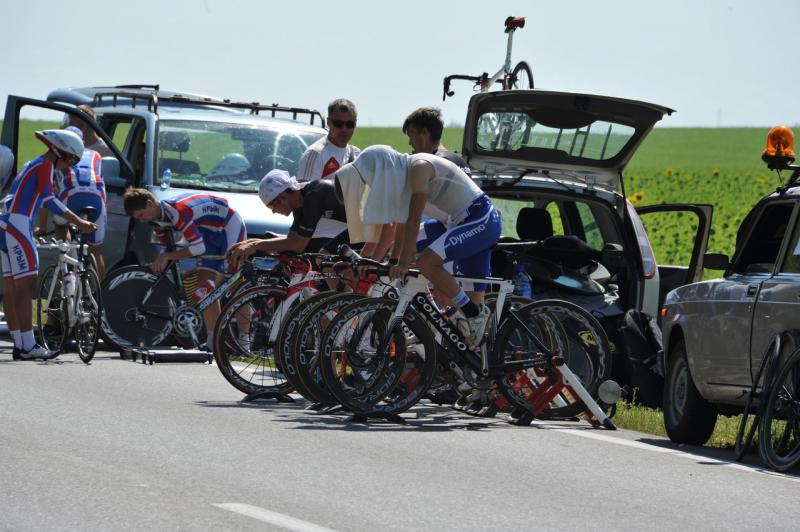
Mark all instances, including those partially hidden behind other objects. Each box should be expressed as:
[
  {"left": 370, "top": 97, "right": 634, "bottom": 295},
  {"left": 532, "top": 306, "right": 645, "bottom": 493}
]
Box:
[
  {"left": 0, "top": 157, "right": 68, "bottom": 279},
  {"left": 434, "top": 146, "right": 472, "bottom": 176},
  {"left": 289, "top": 180, "right": 347, "bottom": 238},
  {"left": 153, "top": 194, "right": 245, "bottom": 272},
  {"left": 297, "top": 137, "right": 359, "bottom": 239},
  {"left": 53, "top": 149, "right": 107, "bottom": 245}
]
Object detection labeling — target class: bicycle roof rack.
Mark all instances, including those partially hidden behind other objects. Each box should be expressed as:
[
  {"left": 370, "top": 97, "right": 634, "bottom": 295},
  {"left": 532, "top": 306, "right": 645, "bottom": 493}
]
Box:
[{"left": 91, "top": 89, "right": 325, "bottom": 127}]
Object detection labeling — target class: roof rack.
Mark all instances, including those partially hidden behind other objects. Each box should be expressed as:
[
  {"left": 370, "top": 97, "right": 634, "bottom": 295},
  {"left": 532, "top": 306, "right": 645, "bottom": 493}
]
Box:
[{"left": 91, "top": 88, "right": 325, "bottom": 127}]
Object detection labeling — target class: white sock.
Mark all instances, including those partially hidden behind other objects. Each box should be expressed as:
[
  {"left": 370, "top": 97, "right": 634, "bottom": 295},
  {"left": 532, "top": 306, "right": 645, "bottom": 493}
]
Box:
[
  {"left": 22, "top": 330, "right": 36, "bottom": 351},
  {"left": 11, "top": 330, "right": 22, "bottom": 349}
]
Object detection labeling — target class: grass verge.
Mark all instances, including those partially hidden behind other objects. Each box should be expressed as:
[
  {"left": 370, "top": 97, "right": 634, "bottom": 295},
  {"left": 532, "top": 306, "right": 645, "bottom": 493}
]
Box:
[{"left": 612, "top": 401, "right": 744, "bottom": 449}]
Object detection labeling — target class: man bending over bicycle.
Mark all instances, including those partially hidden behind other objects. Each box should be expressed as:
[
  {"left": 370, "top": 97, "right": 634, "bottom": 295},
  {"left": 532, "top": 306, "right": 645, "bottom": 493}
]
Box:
[
  {"left": 123, "top": 188, "right": 246, "bottom": 349},
  {"left": 0, "top": 130, "right": 97, "bottom": 360},
  {"left": 335, "top": 145, "right": 502, "bottom": 349},
  {"left": 227, "top": 169, "right": 392, "bottom": 265}
]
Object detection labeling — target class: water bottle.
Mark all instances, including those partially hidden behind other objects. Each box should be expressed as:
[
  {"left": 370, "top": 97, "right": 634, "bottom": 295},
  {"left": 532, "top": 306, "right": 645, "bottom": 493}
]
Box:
[
  {"left": 64, "top": 271, "right": 77, "bottom": 297},
  {"left": 160, "top": 168, "right": 172, "bottom": 190},
  {"left": 338, "top": 243, "right": 361, "bottom": 260},
  {"left": 513, "top": 263, "right": 532, "bottom": 298},
  {"left": 192, "top": 279, "right": 215, "bottom": 303}
]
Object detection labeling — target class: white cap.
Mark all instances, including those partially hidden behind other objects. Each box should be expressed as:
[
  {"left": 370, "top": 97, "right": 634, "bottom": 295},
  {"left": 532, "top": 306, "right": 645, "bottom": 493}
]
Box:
[
  {"left": 64, "top": 125, "right": 84, "bottom": 140},
  {"left": 258, "top": 169, "right": 307, "bottom": 206},
  {"left": 0, "top": 145, "right": 14, "bottom": 188}
]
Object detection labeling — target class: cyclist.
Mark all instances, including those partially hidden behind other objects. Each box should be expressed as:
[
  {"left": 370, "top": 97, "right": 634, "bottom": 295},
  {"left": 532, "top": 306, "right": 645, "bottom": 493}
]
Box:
[
  {"left": 228, "top": 169, "right": 352, "bottom": 260},
  {"left": 335, "top": 145, "right": 502, "bottom": 348},
  {"left": 0, "top": 130, "right": 97, "bottom": 360},
  {"left": 123, "top": 188, "right": 246, "bottom": 349},
  {"left": 402, "top": 106, "right": 471, "bottom": 175},
  {"left": 37, "top": 126, "right": 108, "bottom": 280}
]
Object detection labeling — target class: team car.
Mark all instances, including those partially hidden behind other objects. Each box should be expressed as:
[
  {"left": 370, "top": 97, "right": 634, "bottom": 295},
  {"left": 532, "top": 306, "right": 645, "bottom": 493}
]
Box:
[
  {"left": 460, "top": 89, "right": 713, "bottom": 405},
  {"left": 661, "top": 126, "right": 800, "bottom": 445},
  {"left": 1, "top": 85, "right": 327, "bottom": 271}
]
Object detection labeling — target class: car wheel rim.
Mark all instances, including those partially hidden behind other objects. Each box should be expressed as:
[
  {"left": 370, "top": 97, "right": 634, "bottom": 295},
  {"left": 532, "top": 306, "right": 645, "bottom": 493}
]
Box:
[{"left": 672, "top": 360, "right": 688, "bottom": 417}]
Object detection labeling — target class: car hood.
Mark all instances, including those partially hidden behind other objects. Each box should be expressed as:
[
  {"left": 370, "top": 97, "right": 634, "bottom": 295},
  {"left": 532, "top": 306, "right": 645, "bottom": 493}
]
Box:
[
  {"left": 151, "top": 187, "right": 291, "bottom": 237},
  {"left": 462, "top": 90, "right": 674, "bottom": 192}
]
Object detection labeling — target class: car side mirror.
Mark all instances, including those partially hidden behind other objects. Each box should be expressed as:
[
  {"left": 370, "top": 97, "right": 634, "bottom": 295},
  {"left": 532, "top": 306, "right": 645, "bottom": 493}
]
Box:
[
  {"left": 101, "top": 156, "right": 127, "bottom": 190},
  {"left": 703, "top": 252, "right": 729, "bottom": 270}
]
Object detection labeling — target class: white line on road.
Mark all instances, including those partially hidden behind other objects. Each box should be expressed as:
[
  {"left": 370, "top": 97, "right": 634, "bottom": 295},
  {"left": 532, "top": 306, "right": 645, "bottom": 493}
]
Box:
[
  {"left": 213, "top": 503, "right": 341, "bottom": 532},
  {"left": 548, "top": 426, "right": 800, "bottom": 484}
]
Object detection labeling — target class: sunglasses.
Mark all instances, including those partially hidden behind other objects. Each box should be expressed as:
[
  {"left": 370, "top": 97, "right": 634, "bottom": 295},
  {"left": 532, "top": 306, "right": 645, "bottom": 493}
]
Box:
[
  {"left": 330, "top": 120, "right": 356, "bottom": 129},
  {"left": 64, "top": 154, "right": 81, "bottom": 166}
]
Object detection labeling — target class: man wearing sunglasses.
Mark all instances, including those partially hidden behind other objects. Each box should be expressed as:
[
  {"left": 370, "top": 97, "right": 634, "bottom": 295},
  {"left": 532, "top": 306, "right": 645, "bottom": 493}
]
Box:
[
  {"left": 296, "top": 98, "right": 361, "bottom": 251},
  {"left": 0, "top": 130, "right": 97, "bottom": 360}
]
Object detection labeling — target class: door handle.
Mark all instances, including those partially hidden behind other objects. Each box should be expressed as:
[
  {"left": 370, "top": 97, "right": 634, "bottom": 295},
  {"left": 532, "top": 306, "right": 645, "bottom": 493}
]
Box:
[{"left": 747, "top": 285, "right": 758, "bottom": 297}]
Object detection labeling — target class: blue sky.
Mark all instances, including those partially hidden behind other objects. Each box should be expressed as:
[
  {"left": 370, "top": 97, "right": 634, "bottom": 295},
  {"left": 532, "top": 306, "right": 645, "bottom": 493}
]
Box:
[{"left": 2, "top": 0, "right": 798, "bottom": 128}]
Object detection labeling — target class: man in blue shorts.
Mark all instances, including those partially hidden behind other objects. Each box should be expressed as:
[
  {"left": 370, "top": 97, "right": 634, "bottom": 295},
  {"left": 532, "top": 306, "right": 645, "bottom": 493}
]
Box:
[
  {"left": 1, "top": 130, "right": 97, "bottom": 360},
  {"left": 123, "top": 188, "right": 246, "bottom": 348},
  {"left": 335, "top": 145, "right": 502, "bottom": 349}
]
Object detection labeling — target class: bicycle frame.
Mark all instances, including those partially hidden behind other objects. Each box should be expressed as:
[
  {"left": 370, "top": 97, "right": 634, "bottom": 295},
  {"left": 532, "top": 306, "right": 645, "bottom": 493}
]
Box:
[
  {"left": 383, "top": 272, "right": 614, "bottom": 425},
  {"left": 37, "top": 241, "right": 90, "bottom": 329}
]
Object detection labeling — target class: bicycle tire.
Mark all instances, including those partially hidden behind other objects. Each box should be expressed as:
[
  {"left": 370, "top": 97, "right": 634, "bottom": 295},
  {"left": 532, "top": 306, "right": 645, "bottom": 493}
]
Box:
[
  {"left": 76, "top": 266, "right": 102, "bottom": 363},
  {"left": 100, "top": 265, "right": 180, "bottom": 350},
  {"left": 289, "top": 292, "right": 365, "bottom": 405},
  {"left": 213, "top": 285, "right": 291, "bottom": 396},
  {"left": 493, "top": 299, "right": 612, "bottom": 418},
  {"left": 508, "top": 61, "right": 534, "bottom": 90},
  {"left": 757, "top": 346, "right": 800, "bottom": 471},
  {"left": 733, "top": 332, "right": 798, "bottom": 460},
  {"left": 319, "top": 297, "right": 438, "bottom": 416},
  {"left": 35, "top": 265, "right": 69, "bottom": 352}
]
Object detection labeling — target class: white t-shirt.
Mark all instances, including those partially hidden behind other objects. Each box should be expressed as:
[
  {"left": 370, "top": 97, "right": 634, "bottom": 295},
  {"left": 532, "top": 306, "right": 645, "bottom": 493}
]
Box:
[{"left": 297, "top": 136, "right": 360, "bottom": 238}]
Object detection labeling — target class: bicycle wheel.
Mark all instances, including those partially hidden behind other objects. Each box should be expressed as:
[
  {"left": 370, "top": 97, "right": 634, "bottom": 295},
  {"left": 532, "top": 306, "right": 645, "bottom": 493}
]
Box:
[
  {"left": 35, "top": 265, "right": 69, "bottom": 352},
  {"left": 290, "top": 292, "right": 365, "bottom": 405},
  {"left": 733, "top": 332, "right": 797, "bottom": 460},
  {"left": 213, "top": 285, "right": 290, "bottom": 396},
  {"left": 493, "top": 299, "right": 612, "bottom": 418},
  {"left": 75, "top": 266, "right": 102, "bottom": 363},
  {"left": 757, "top": 347, "right": 800, "bottom": 471},
  {"left": 319, "top": 297, "right": 437, "bottom": 416},
  {"left": 100, "top": 266, "right": 181, "bottom": 350},
  {"left": 508, "top": 61, "right": 534, "bottom": 90}
]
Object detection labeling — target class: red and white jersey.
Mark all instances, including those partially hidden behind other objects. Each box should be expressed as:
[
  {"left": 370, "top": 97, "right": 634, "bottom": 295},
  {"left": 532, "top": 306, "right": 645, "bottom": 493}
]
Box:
[{"left": 297, "top": 136, "right": 360, "bottom": 182}]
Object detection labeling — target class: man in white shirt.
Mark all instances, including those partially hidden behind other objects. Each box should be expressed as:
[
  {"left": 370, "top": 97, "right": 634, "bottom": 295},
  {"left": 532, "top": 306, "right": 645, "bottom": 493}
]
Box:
[{"left": 297, "top": 99, "right": 361, "bottom": 250}]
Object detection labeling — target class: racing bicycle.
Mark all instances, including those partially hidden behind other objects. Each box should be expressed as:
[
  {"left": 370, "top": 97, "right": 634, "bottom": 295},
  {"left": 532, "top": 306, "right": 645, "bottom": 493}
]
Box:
[
  {"left": 35, "top": 228, "right": 102, "bottom": 364},
  {"left": 318, "top": 266, "right": 617, "bottom": 426},
  {"left": 442, "top": 16, "right": 533, "bottom": 100}
]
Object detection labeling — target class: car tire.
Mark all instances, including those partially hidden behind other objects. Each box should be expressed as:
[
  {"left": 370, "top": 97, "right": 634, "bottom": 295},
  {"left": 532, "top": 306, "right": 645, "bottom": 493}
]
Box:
[{"left": 663, "top": 338, "right": 717, "bottom": 445}]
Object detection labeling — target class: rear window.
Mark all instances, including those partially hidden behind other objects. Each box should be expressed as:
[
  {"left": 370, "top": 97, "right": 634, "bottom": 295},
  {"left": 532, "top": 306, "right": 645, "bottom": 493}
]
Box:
[{"left": 476, "top": 111, "right": 635, "bottom": 160}]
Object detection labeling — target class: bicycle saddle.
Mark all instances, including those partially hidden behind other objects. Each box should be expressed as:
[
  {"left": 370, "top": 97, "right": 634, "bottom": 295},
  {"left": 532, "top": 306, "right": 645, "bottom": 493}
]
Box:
[{"left": 504, "top": 16, "right": 526, "bottom": 32}]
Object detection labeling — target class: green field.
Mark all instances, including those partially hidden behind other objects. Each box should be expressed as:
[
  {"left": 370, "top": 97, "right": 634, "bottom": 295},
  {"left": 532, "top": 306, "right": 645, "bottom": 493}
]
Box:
[{"left": 5, "top": 121, "right": 780, "bottom": 267}]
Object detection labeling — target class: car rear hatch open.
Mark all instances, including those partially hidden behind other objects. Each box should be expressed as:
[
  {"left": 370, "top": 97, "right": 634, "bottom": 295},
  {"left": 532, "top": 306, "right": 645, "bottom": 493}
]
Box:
[{"left": 462, "top": 90, "right": 674, "bottom": 193}]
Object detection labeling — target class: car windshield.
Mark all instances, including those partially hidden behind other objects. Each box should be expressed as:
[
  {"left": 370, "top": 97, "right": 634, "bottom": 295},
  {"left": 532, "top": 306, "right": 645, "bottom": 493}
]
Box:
[
  {"left": 155, "top": 119, "right": 324, "bottom": 192},
  {"left": 476, "top": 111, "right": 635, "bottom": 161}
]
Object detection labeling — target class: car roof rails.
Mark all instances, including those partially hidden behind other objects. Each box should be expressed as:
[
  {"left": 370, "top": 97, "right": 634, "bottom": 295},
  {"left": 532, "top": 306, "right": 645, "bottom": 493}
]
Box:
[
  {"left": 114, "top": 84, "right": 161, "bottom": 91},
  {"left": 91, "top": 88, "right": 325, "bottom": 127}
]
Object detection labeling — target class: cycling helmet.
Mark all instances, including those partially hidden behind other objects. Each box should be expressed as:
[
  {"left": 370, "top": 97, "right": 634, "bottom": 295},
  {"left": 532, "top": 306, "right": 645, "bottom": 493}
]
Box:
[
  {"left": 209, "top": 153, "right": 250, "bottom": 176},
  {"left": 35, "top": 129, "right": 84, "bottom": 165}
]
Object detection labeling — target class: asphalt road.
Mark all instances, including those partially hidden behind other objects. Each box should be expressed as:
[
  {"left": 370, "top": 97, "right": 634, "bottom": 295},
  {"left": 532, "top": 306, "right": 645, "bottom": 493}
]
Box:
[{"left": 2, "top": 339, "right": 799, "bottom": 532}]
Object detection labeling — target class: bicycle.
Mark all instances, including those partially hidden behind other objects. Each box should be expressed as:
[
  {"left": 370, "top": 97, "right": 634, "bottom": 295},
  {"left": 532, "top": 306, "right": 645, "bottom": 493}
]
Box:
[
  {"left": 100, "top": 223, "right": 286, "bottom": 351},
  {"left": 318, "top": 267, "right": 616, "bottom": 426},
  {"left": 212, "top": 253, "right": 349, "bottom": 397},
  {"left": 34, "top": 226, "right": 102, "bottom": 364},
  {"left": 756, "top": 342, "right": 800, "bottom": 471},
  {"left": 442, "top": 16, "right": 533, "bottom": 101}
]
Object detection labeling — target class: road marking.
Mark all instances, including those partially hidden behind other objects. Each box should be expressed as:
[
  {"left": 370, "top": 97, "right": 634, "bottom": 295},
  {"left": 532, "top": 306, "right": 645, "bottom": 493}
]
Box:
[
  {"left": 547, "top": 426, "right": 800, "bottom": 483},
  {"left": 213, "top": 503, "right": 340, "bottom": 532}
]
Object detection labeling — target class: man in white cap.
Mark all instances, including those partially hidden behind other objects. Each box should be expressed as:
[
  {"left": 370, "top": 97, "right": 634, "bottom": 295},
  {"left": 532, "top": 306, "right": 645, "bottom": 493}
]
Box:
[{"left": 227, "top": 169, "right": 350, "bottom": 262}]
